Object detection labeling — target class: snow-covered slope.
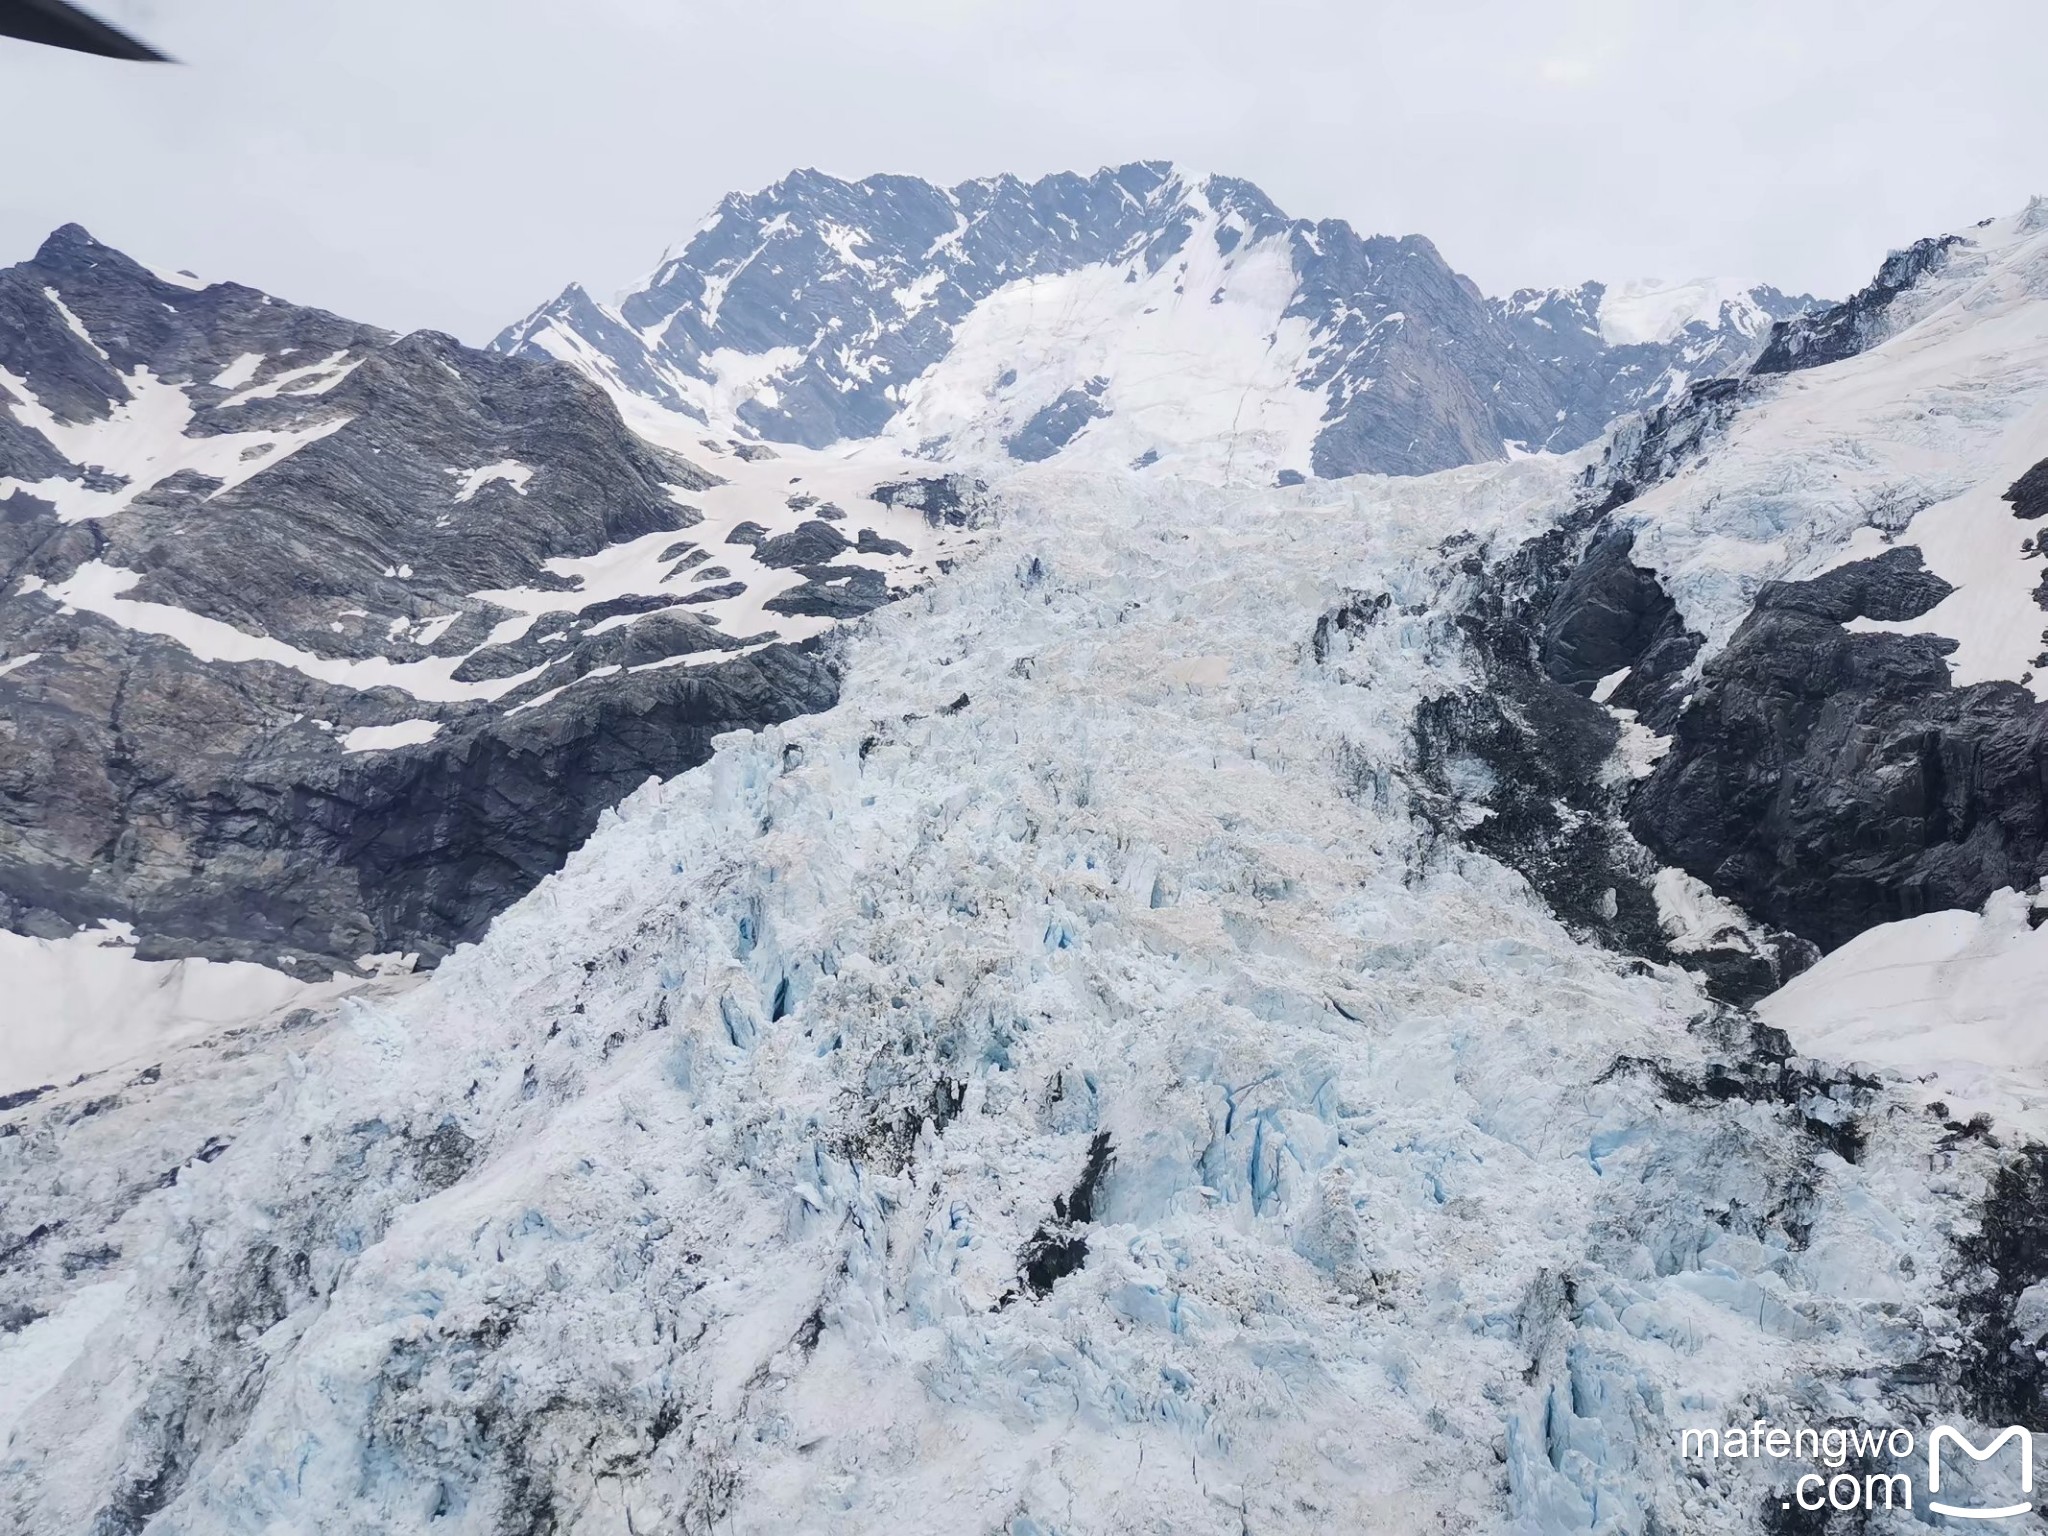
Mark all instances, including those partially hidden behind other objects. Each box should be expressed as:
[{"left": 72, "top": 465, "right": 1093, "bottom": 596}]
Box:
[
  {"left": 0, "top": 923, "right": 380, "bottom": 1091},
  {"left": 1618, "top": 199, "right": 2048, "bottom": 684},
  {"left": 495, "top": 164, "right": 1821, "bottom": 483},
  {"left": 1417, "top": 197, "right": 2048, "bottom": 969},
  {"left": 1486, "top": 275, "right": 1817, "bottom": 428},
  {"left": 1757, "top": 886, "right": 2048, "bottom": 1077}
]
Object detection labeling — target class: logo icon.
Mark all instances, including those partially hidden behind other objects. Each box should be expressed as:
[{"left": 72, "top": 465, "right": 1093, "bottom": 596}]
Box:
[{"left": 1929, "top": 1426, "right": 2033, "bottom": 1520}]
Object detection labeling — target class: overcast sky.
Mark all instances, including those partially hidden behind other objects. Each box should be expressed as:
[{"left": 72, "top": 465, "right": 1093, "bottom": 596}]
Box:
[{"left": 5, "top": 0, "right": 2043, "bottom": 343}]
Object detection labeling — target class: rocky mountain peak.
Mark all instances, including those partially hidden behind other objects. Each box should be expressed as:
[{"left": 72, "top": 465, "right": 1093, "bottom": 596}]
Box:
[
  {"left": 496, "top": 163, "right": 1827, "bottom": 482},
  {"left": 33, "top": 221, "right": 114, "bottom": 266}
]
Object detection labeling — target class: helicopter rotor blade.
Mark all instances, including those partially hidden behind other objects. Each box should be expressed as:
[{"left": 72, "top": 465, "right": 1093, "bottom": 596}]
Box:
[{"left": 0, "top": 0, "right": 172, "bottom": 61}]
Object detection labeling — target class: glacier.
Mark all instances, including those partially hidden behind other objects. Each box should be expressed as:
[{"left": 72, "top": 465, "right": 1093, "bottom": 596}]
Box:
[{"left": 3, "top": 445, "right": 2027, "bottom": 1533}]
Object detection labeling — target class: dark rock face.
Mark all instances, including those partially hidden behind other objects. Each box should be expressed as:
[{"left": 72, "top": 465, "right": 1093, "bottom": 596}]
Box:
[
  {"left": 1381, "top": 371, "right": 1824, "bottom": 1000},
  {"left": 1535, "top": 526, "right": 1700, "bottom": 717},
  {"left": 1753, "top": 545, "right": 1957, "bottom": 625},
  {"left": 1629, "top": 552, "right": 2048, "bottom": 953},
  {"left": 2006, "top": 456, "right": 2048, "bottom": 522},
  {"left": 871, "top": 475, "right": 993, "bottom": 528},
  {"left": 1295, "top": 244, "right": 1813, "bottom": 479},
  {"left": 1950, "top": 1142, "right": 2048, "bottom": 1428},
  {"left": 1292, "top": 225, "right": 1534, "bottom": 477},
  {"left": 763, "top": 566, "right": 892, "bottom": 619},
  {"left": 113, "top": 331, "right": 706, "bottom": 644},
  {"left": 1394, "top": 519, "right": 1810, "bottom": 1007},
  {"left": 0, "top": 228, "right": 937, "bottom": 972},
  {"left": 1752, "top": 235, "right": 1961, "bottom": 375},
  {"left": 753, "top": 518, "right": 850, "bottom": 568},
  {"left": 1411, "top": 677, "right": 1652, "bottom": 941},
  {"left": 2, "top": 508, "right": 845, "bottom": 975},
  {"left": 854, "top": 528, "right": 910, "bottom": 557},
  {"left": 1453, "top": 406, "right": 2048, "bottom": 969},
  {"left": 1004, "top": 386, "right": 1110, "bottom": 462},
  {"left": 0, "top": 225, "right": 381, "bottom": 427},
  {"left": 496, "top": 165, "right": 1824, "bottom": 480},
  {"left": 1464, "top": 458, "right": 2045, "bottom": 964},
  {"left": 1427, "top": 217, "right": 2044, "bottom": 966},
  {"left": 307, "top": 647, "right": 844, "bottom": 966},
  {"left": 1015, "top": 1131, "right": 1113, "bottom": 1300},
  {"left": 1, "top": 228, "right": 714, "bottom": 648}
]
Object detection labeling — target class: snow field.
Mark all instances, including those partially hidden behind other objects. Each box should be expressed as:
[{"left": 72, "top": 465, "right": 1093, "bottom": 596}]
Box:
[
  {"left": 0, "top": 924, "right": 369, "bottom": 1094},
  {"left": 885, "top": 226, "right": 1327, "bottom": 486}
]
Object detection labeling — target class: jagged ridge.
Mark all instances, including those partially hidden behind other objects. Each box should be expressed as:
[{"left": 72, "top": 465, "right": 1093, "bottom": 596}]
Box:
[{"left": 495, "top": 163, "right": 1821, "bottom": 482}]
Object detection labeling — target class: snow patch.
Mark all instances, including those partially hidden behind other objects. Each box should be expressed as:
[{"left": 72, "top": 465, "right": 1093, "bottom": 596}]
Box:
[
  {"left": 470, "top": 441, "right": 967, "bottom": 662},
  {"left": 1758, "top": 888, "right": 2048, "bottom": 1075},
  {"left": 452, "top": 459, "right": 534, "bottom": 502},
  {"left": 1611, "top": 712, "right": 1671, "bottom": 778},
  {"left": 1652, "top": 867, "right": 1759, "bottom": 955},
  {"left": 43, "top": 561, "right": 546, "bottom": 703},
  {"left": 0, "top": 924, "right": 362, "bottom": 1095},
  {"left": 214, "top": 349, "right": 358, "bottom": 410},
  {"left": 42, "top": 288, "right": 108, "bottom": 359},
  {"left": 0, "top": 364, "right": 353, "bottom": 523},
  {"left": 208, "top": 352, "right": 264, "bottom": 390},
  {"left": 339, "top": 720, "right": 444, "bottom": 754}
]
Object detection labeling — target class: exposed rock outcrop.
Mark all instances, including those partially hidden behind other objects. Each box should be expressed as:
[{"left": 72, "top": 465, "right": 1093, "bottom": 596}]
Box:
[{"left": 0, "top": 229, "right": 978, "bottom": 972}]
